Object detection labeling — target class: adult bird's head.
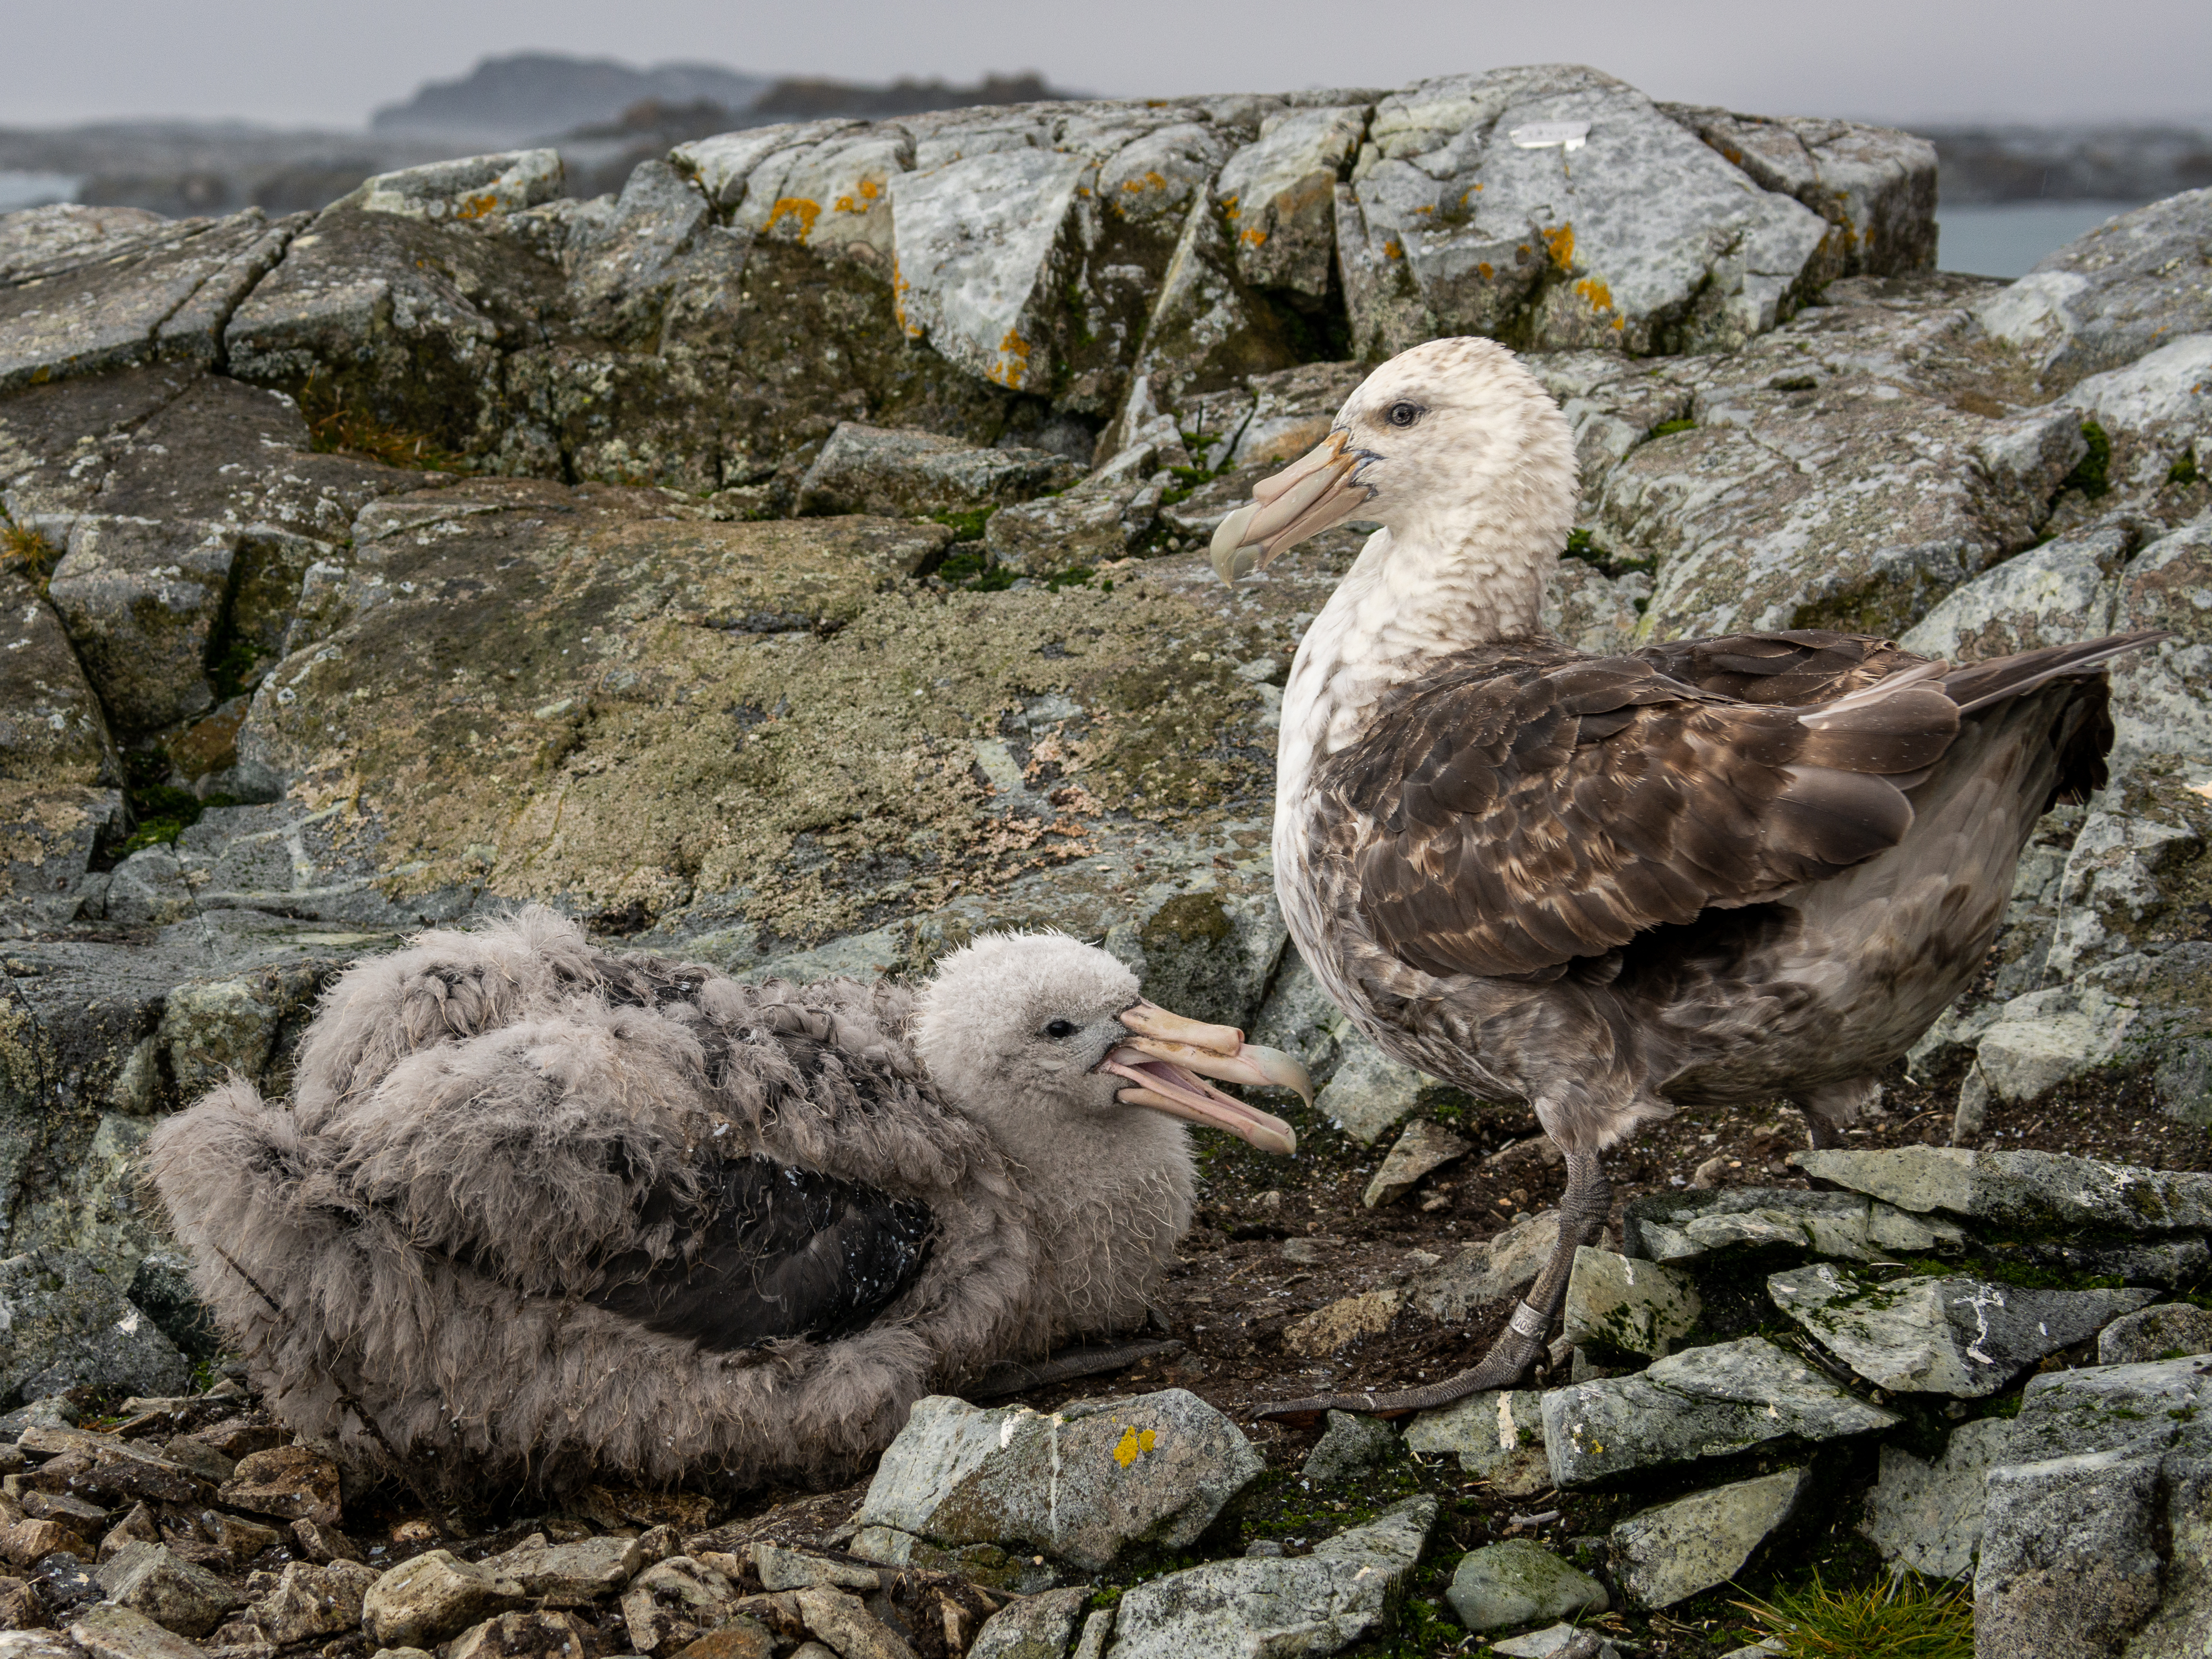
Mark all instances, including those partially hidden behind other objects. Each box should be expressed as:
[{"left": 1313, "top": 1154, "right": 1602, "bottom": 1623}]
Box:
[
  {"left": 912, "top": 931, "right": 1305, "bottom": 1171},
  {"left": 1209, "top": 336, "right": 1577, "bottom": 584}
]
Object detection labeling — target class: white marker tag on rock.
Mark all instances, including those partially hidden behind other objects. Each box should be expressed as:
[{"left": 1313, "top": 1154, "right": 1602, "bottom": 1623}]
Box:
[{"left": 1510, "top": 121, "right": 1591, "bottom": 152}]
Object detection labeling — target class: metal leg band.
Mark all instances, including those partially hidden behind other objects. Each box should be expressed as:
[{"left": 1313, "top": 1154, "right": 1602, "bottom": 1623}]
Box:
[{"left": 1509, "top": 1300, "right": 1549, "bottom": 1340}]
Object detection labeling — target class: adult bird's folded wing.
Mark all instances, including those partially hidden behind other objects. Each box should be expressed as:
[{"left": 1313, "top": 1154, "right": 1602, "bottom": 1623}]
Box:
[{"left": 1322, "top": 646, "right": 1960, "bottom": 982}]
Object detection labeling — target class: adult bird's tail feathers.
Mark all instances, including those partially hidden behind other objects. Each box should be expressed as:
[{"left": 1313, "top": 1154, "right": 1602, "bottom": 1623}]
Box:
[{"left": 1939, "top": 629, "right": 2171, "bottom": 713}]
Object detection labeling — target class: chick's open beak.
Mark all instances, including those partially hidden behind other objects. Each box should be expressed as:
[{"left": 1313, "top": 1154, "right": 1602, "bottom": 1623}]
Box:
[
  {"left": 1209, "top": 429, "right": 1376, "bottom": 585},
  {"left": 1101, "top": 999, "right": 1307, "bottom": 1155}
]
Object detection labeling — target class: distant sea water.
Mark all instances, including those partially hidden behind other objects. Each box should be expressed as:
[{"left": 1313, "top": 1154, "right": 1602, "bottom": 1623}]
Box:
[
  {"left": 1936, "top": 199, "right": 2153, "bottom": 279},
  {"left": 0, "top": 171, "right": 81, "bottom": 214}
]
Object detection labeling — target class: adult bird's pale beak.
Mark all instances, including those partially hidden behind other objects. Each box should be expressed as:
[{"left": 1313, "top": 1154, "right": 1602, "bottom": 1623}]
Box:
[
  {"left": 1209, "top": 428, "right": 1375, "bottom": 585},
  {"left": 1101, "top": 1000, "right": 1307, "bottom": 1155}
]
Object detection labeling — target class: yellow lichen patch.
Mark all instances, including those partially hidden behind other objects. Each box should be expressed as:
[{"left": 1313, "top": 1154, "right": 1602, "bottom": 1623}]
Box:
[
  {"left": 1113, "top": 1427, "right": 1158, "bottom": 1466},
  {"left": 891, "top": 262, "right": 921, "bottom": 338},
  {"left": 453, "top": 192, "right": 502, "bottom": 222},
  {"left": 1240, "top": 228, "right": 1269, "bottom": 247},
  {"left": 985, "top": 329, "right": 1034, "bottom": 390},
  {"left": 1383, "top": 239, "right": 1404, "bottom": 260},
  {"left": 1543, "top": 223, "right": 1576, "bottom": 269},
  {"left": 1478, "top": 261, "right": 1495, "bottom": 280},
  {"left": 765, "top": 198, "right": 823, "bottom": 242},
  {"left": 1575, "top": 275, "right": 1614, "bottom": 312}
]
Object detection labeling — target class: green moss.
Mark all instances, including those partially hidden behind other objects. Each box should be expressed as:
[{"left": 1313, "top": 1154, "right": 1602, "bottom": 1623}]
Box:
[
  {"left": 2169, "top": 451, "right": 2203, "bottom": 488},
  {"left": 1563, "top": 527, "right": 1657, "bottom": 581},
  {"left": 1650, "top": 416, "right": 1696, "bottom": 437},
  {"left": 928, "top": 507, "right": 997, "bottom": 542},
  {"left": 2062, "top": 420, "right": 2111, "bottom": 498}
]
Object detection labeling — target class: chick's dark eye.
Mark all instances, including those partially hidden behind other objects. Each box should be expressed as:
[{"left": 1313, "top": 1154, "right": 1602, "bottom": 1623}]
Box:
[
  {"left": 1386, "top": 401, "right": 1422, "bottom": 428},
  {"left": 1043, "top": 1019, "right": 1078, "bottom": 1040}
]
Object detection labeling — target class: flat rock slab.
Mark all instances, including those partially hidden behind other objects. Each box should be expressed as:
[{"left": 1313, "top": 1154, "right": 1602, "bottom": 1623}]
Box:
[
  {"left": 94, "top": 1540, "right": 242, "bottom": 1637},
  {"left": 1621, "top": 1186, "right": 1935, "bottom": 1264},
  {"left": 1300, "top": 1410, "right": 1402, "bottom": 1485},
  {"left": 1313, "top": 1035, "right": 1431, "bottom": 1145},
  {"left": 1795, "top": 1146, "right": 2212, "bottom": 1232},
  {"left": 1284, "top": 1289, "right": 1402, "bottom": 1358},
  {"left": 1405, "top": 1389, "right": 1551, "bottom": 1498},
  {"left": 967, "top": 1585, "right": 1091, "bottom": 1659},
  {"left": 66, "top": 1605, "right": 208, "bottom": 1659},
  {"left": 365, "top": 1549, "right": 529, "bottom": 1647},
  {"left": 1767, "top": 1262, "right": 2154, "bottom": 1396},
  {"left": 1541, "top": 1336, "right": 1899, "bottom": 1486},
  {"left": 850, "top": 1389, "right": 1262, "bottom": 1573},
  {"left": 1610, "top": 1467, "right": 1809, "bottom": 1609},
  {"left": 796, "top": 421, "right": 1080, "bottom": 518},
  {"left": 1446, "top": 1539, "right": 1608, "bottom": 1632},
  {"left": 1859, "top": 1417, "right": 2010, "bottom": 1579},
  {"left": 1409, "top": 1210, "right": 1564, "bottom": 1323},
  {"left": 1562, "top": 1246, "right": 1699, "bottom": 1358},
  {"left": 1106, "top": 1496, "right": 1434, "bottom": 1659},
  {"left": 2098, "top": 1302, "right": 2212, "bottom": 1366},
  {"left": 1976, "top": 1355, "right": 2212, "bottom": 1658}
]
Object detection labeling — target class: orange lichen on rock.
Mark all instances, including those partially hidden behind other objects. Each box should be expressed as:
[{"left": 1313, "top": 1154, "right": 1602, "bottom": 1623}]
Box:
[
  {"left": 1544, "top": 223, "right": 1576, "bottom": 269},
  {"left": 766, "top": 198, "right": 824, "bottom": 242}
]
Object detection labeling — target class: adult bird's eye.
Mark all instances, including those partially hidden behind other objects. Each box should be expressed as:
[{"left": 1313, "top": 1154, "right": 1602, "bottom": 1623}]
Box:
[
  {"left": 1043, "top": 1019, "right": 1078, "bottom": 1039},
  {"left": 1386, "top": 401, "right": 1422, "bottom": 428}
]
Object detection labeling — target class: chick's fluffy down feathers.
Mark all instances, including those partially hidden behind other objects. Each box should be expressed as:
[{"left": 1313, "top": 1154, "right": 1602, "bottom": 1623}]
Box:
[{"left": 147, "top": 908, "right": 1058, "bottom": 1494}]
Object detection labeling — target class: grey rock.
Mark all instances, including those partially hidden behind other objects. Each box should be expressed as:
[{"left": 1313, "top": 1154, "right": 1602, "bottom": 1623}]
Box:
[
  {"left": 1541, "top": 1336, "right": 1900, "bottom": 1486},
  {"left": 1794, "top": 1144, "right": 2212, "bottom": 1232},
  {"left": 479, "top": 1531, "right": 646, "bottom": 1599},
  {"left": 103, "top": 848, "right": 196, "bottom": 930},
  {"left": 1446, "top": 1539, "right": 1609, "bottom": 1632},
  {"left": 0, "top": 567, "right": 117, "bottom": 791},
  {"left": 849, "top": 1390, "right": 1262, "bottom": 1574},
  {"left": 2097, "top": 1301, "right": 2212, "bottom": 1366},
  {"left": 1975, "top": 1355, "right": 2212, "bottom": 1658},
  {"left": 1404, "top": 1389, "right": 1551, "bottom": 1497},
  {"left": 1767, "top": 1262, "right": 2153, "bottom": 1395},
  {"left": 1105, "top": 1496, "right": 1434, "bottom": 1659},
  {"left": 796, "top": 423, "right": 1078, "bottom": 519},
  {"left": 1068, "top": 1607, "right": 1112, "bottom": 1659},
  {"left": 1282, "top": 1288, "right": 1402, "bottom": 1358},
  {"left": 1214, "top": 106, "right": 1365, "bottom": 300},
  {"left": 341, "top": 150, "right": 565, "bottom": 222},
  {"left": 752, "top": 1543, "right": 878, "bottom": 1594},
  {"left": 1661, "top": 106, "right": 1938, "bottom": 280},
  {"left": 246, "top": 1558, "right": 380, "bottom": 1644},
  {"left": 1971, "top": 187, "right": 2212, "bottom": 385},
  {"left": 0, "top": 1245, "right": 190, "bottom": 1402},
  {"left": 95, "top": 1540, "right": 243, "bottom": 1637},
  {"left": 1610, "top": 1467, "right": 1809, "bottom": 1609},
  {"left": 1561, "top": 1247, "right": 1700, "bottom": 1358},
  {"left": 217, "top": 1445, "right": 342, "bottom": 1525},
  {"left": 445, "top": 1612, "right": 592, "bottom": 1659},
  {"left": 966, "top": 1585, "right": 1091, "bottom": 1659},
  {"left": 1859, "top": 1417, "right": 2011, "bottom": 1579},
  {"left": 1969, "top": 985, "right": 2136, "bottom": 1103},
  {"left": 1300, "top": 1410, "right": 1402, "bottom": 1485},
  {"left": 1409, "top": 1210, "right": 1563, "bottom": 1323},
  {"left": 1361, "top": 1120, "right": 1472, "bottom": 1208},
  {"left": 1897, "top": 527, "right": 2130, "bottom": 667},
  {"left": 1621, "top": 1186, "right": 1876, "bottom": 1264},
  {"left": 796, "top": 1587, "right": 912, "bottom": 1659},
  {"left": 46, "top": 516, "right": 239, "bottom": 735},
  {"left": 1343, "top": 67, "right": 1834, "bottom": 360},
  {"left": 1313, "top": 1035, "right": 1428, "bottom": 1145},
  {"left": 65, "top": 1605, "right": 208, "bottom": 1659},
  {"left": 0, "top": 208, "right": 297, "bottom": 395},
  {"left": 363, "top": 1550, "right": 528, "bottom": 1647},
  {"left": 618, "top": 1557, "right": 744, "bottom": 1655},
  {"left": 2060, "top": 333, "right": 2212, "bottom": 495},
  {"left": 983, "top": 471, "right": 1154, "bottom": 572},
  {"left": 1490, "top": 1626, "right": 1620, "bottom": 1658}
]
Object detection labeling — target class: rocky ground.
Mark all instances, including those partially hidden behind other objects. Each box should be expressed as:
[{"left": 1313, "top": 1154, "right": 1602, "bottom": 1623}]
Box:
[{"left": 2, "top": 59, "right": 2210, "bottom": 1659}]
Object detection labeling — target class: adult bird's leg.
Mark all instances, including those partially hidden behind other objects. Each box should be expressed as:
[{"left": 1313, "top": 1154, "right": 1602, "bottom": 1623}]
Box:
[{"left": 1254, "top": 1150, "right": 1610, "bottom": 1423}]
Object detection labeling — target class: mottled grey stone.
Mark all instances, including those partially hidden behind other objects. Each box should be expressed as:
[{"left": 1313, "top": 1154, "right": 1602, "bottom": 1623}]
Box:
[
  {"left": 65, "top": 1605, "right": 207, "bottom": 1659},
  {"left": 1408, "top": 1210, "right": 1562, "bottom": 1324},
  {"left": 1621, "top": 1186, "right": 1874, "bottom": 1263},
  {"left": 1610, "top": 1467, "right": 1809, "bottom": 1609},
  {"left": 1768, "top": 1262, "right": 2153, "bottom": 1395},
  {"left": 94, "top": 1540, "right": 242, "bottom": 1637},
  {"left": 1446, "top": 1540, "right": 1608, "bottom": 1632},
  {"left": 617, "top": 1556, "right": 735, "bottom": 1656},
  {"left": 46, "top": 515, "right": 239, "bottom": 735},
  {"left": 1105, "top": 1497, "right": 1433, "bottom": 1659},
  {"left": 1541, "top": 1336, "right": 1899, "bottom": 1486},
  {"left": 1562, "top": 1247, "right": 1699, "bottom": 1358},
  {"left": 0, "top": 1245, "right": 190, "bottom": 1402},
  {"left": 1859, "top": 1417, "right": 2010, "bottom": 1579},
  {"left": 1313, "top": 1035, "right": 1428, "bottom": 1145},
  {"left": 1404, "top": 1389, "right": 1551, "bottom": 1498},
  {"left": 850, "top": 1390, "right": 1262, "bottom": 1574},
  {"left": 1976, "top": 1356, "right": 2212, "bottom": 1658},
  {"left": 796, "top": 422, "right": 1078, "bottom": 519},
  {"left": 1361, "top": 1119, "right": 1472, "bottom": 1208},
  {"left": 967, "top": 1585, "right": 1091, "bottom": 1659},
  {"left": 1971, "top": 187, "right": 2212, "bottom": 385},
  {"left": 1299, "top": 1410, "right": 1402, "bottom": 1485},
  {"left": 478, "top": 1531, "right": 646, "bottom": 1599},
  {"left": 2098, "top": 1301, "right": 2212, "bottom": 1366},
  {"left": 364, "top": 1550, "right": 528, "bottom": 1647}
]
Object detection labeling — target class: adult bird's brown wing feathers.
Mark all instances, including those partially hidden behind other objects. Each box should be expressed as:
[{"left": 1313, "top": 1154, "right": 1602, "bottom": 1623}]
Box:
[{"left": 1324, "top": 644, "right": 1960, "bottom": 982}]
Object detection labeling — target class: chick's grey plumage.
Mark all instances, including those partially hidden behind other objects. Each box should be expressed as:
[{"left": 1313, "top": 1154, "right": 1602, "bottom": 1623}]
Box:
[
  {"left": 147, "top": 912, "right": 1256, "bottom": 1493},
  {"left": 1206, "top": 335, "right": 2164, "bottom": 1417}
]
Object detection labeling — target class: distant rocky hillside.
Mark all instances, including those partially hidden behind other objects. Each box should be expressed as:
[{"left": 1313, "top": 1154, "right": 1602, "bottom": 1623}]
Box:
[
  {"left": 1924, "top": 122, "right": 2212, "bottom": 202},
  {"left": 368, "top": 52, "right": 772, "bottom": 145}
]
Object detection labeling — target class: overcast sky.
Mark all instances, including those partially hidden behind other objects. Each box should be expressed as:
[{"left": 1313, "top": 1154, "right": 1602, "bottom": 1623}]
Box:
[{"left": 8, "top": 0, "right": 2208, "bottom": 129}]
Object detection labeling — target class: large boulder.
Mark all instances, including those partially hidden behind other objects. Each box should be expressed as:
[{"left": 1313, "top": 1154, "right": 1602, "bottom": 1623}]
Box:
[{"left": 0, "top": 1245, "right": 189, "bottom": 1402}]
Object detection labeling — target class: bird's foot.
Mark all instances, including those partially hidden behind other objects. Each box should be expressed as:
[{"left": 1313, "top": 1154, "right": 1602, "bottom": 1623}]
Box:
[
  {"left": 967, "top": 1337, "right": 1184, "bottom": 1399},
  {"left": 1251, "top": 1298, "right": 1550, "bottom": 1425}
]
